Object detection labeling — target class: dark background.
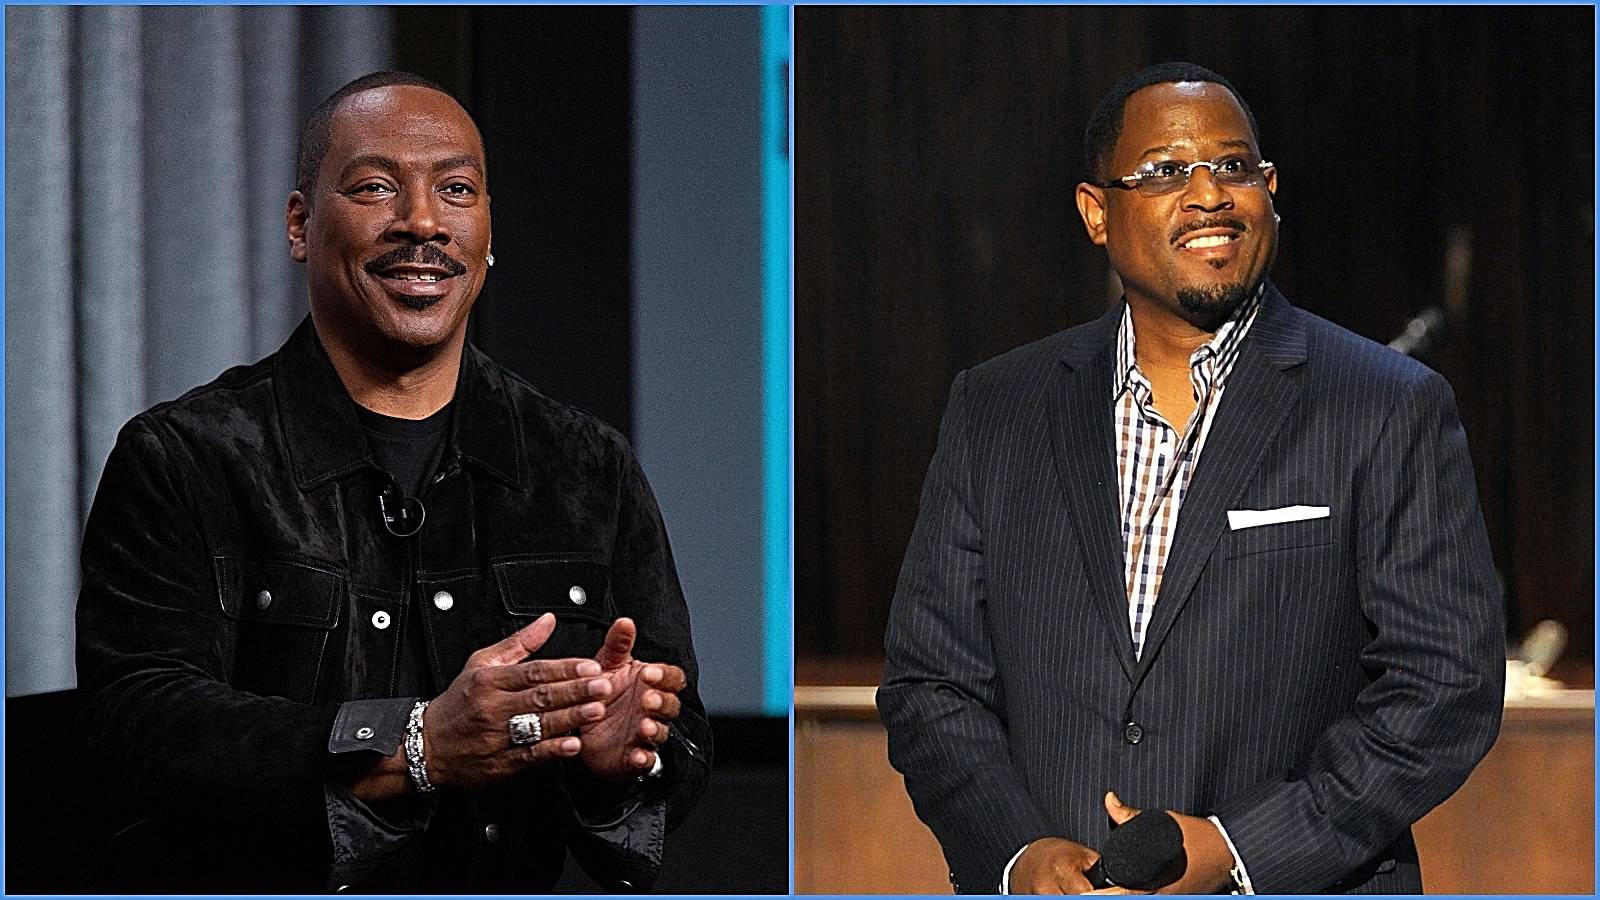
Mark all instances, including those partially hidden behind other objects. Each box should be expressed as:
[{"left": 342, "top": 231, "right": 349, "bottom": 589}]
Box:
[
  {"left": 797, "top": 7, "right": 1595, "bottom": 668},
  {"left": 7, "top": 8, "right": 784, "bottom": 894},
  {"left": 399, "top": 6, "right": 639, "bottom": 431}
]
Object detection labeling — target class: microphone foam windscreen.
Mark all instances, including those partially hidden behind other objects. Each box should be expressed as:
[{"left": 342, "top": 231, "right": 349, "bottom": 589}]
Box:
[{"left": 1101, "top": 810, "right": 1185, "bottom": 890}]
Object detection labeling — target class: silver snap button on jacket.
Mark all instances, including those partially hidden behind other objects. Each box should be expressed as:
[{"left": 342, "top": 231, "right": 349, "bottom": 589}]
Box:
[
  {"left": 256, "top": 590, "right": 272, "bottom": 610},
  {"left": 483, "top": 823, "right": 500, "bottom": 843},
  {"left": 371, "top": 610, "right": 391, "bottom": 629},
  {"left": 433, "top": 590, "right": 454, "bottom": 611},
  {"left": 355, "top": 726, "right": 374, "bottom": 740},
  {"left": 568, "top": 585, "right": 587, "bottom": 605}
]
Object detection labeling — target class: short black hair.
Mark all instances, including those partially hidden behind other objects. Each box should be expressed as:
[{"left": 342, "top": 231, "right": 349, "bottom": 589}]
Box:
[
  {"left": 1083, "top": 61, "right": 1262, "bottom": 182},
  {"left": 295, "top": 70, "right": 459, "bottom": 205}
]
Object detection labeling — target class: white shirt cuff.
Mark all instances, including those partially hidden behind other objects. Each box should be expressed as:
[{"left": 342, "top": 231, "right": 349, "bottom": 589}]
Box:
[
  {"left": 999, "top": 842, "right": 1031, "bottom": 893},
  {"left": 1207, "top": 815, "right": 1255, "bottom": 894}
]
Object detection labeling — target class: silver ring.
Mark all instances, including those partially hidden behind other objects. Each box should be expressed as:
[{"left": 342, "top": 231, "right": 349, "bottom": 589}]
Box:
[{"left": 508, "top": 712, "right": 543, "bottom": 746}]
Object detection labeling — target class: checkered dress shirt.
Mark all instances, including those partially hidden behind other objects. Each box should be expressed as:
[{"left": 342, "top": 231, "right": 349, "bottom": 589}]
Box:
[{"left": 1113, "top": 287, "right": 1262, "bottom": 658}]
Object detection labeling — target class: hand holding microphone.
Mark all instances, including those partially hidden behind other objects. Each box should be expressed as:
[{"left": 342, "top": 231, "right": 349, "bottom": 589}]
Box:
[
  {"left": 1009, "top": 794, "right": 1185, "bottom": 895},
  {"left": 1084, "top": 801, "right": 1185, "bottom": 890},
  {"left": 1090, "top": 792, "right": 1239, "bottom": 895},
  {"left": 1010, "top": 791, "right": 1234, "bottom": 894}
]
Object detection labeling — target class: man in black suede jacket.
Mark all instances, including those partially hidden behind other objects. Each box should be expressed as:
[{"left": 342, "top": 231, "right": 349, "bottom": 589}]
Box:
[{"left": 75, "top": 71, "right": 711, "bottom": 892}]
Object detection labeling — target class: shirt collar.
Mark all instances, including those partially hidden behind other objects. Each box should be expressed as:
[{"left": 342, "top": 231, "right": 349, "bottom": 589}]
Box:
[
  {"left": 273, "top": 317, "right": 523, "bottom": 492},
  {"left": 1112, "top": 282, "right": 1264, "bottom": 399}
]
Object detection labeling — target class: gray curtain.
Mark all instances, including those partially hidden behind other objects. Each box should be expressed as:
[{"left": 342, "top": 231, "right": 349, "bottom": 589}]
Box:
[{"left": 5, "top": 6, "right": 396, "bottom": 697}]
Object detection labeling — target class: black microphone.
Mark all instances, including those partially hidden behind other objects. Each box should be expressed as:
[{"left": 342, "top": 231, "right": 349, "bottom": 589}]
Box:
[{"left": 1085, "top": 810, "right": 1186, "bottom": 890}]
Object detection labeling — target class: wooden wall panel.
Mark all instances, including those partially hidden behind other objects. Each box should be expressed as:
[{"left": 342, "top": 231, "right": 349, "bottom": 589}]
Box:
[
  {"left": 795, "top": 717, "right": 950, "bottom": 894},
  {"left": 794, "top": 693, "right": 1595, "bottom": 894},
  {"left": 1411, "top": 705, "right": 1596, "bottom": 893}
]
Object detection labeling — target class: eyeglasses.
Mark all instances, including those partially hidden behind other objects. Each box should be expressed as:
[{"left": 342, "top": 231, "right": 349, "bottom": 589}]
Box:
[{"left": 1092, "top": 155, "right": 1275, "bottom": 197}]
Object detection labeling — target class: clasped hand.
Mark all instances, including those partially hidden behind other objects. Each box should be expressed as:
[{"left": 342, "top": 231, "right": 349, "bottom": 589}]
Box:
[{"left": 422, "top": 612, "right": 684, "bottom": 789}]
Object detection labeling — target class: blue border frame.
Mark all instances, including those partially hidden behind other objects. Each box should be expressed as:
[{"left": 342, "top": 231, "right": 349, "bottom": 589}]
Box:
[{"left": 760, "top": 3, "right": 792, "bottom": 720}]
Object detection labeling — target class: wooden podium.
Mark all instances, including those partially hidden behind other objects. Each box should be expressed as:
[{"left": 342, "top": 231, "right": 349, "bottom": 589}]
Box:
[{"left": 795, "top": 675, "right": 1594, "bottom": 894}]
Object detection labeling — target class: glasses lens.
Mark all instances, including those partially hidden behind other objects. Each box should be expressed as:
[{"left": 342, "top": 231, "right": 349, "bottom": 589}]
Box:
[
  {"left": 1137, "top": 174, "right": 1186, "bottom": 196},
  {"left": 1214, "top": 156, "right": 1266, "bottom": 186},
  {"left": 1134, "top": 161, "right": 1187, "bottom": 196}
]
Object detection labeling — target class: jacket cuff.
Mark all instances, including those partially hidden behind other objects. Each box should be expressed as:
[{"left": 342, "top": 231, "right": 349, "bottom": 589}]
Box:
[
  {"left": 1207, "top": 815, "right": 1255, "bottom": 893},
  {"left": 322, "top": 698, "right": 431, "bottom": 889},
  {"left": 999, "top": 842, "right": 1031, "bottom": 892},
  {"left": 327, "top": 697, "right": 414, "bottom": 756}
]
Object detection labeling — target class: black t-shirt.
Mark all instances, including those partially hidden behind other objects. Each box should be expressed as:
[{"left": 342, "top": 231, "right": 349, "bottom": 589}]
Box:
[
  {"left": 355, "top": 401, "right": 453, "bottom": 499},
  {"left": 355, "top": 401, "right": 454, "bottom": 699}
]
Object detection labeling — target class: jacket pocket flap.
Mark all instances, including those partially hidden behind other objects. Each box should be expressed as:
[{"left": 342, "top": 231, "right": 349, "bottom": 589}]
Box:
[
  {"left": 1223, "top": 515, "right": 1335, "bottom": 559},
  {"left": 494, "top": 555, "right": 613, "bottom": 623},
  {"left": 215, "top": 556, "right": 342, "bottom": 628}
]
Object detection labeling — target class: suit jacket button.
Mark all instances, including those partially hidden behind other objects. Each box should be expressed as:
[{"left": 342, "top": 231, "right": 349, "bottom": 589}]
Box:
[{"left": 1124, "top": 721, "right": 1144, "bottom": 744}]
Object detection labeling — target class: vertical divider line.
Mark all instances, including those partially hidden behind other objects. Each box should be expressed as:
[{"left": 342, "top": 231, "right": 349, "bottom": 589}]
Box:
[{"left": 760, "top": 4, "right": 791, "bottom": 718}]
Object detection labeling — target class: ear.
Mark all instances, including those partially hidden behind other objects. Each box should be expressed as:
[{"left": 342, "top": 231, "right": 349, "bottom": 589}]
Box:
[
  {"left": 286, "top": 192, "right": 309, "bottom": 263},
  {"left": 1266, "top": 165, "right": 1278, "bottom": 196},
  {"left": 1075, "top": 182, "right": 1109, "bottom": 247}
]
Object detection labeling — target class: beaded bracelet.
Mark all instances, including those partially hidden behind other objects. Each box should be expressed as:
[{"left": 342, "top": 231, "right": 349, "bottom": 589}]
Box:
[{"left": 405, "top": 700, "right": 436, "bottom": 794}]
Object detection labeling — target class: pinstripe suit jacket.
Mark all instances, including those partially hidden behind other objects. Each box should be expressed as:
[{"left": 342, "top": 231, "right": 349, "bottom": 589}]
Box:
[{"left": 879, "top": 283, "right": 1505, "bottom": 894}]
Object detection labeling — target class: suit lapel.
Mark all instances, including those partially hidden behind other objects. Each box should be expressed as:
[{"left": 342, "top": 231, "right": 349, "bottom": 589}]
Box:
[
  {"left": 1131, "top": 284, "right": 1309, "bottom": 682},
  {"left": 1047, "top": 303, "right": 1137, "bottom": 681}
]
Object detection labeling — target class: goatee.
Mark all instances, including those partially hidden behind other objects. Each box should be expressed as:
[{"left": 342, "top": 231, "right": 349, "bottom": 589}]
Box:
[
  {"left": 395, "top": 295, "right": 442, "bottom": 312},
  {"left": 1175, "top": 283, "right": 1250, "bottom": 331}
]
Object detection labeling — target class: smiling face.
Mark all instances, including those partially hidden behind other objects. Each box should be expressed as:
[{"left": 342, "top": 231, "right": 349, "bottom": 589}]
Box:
[
  {"left": 1075, "top": 81, "right": 1277, "bottom": 330},
  {"left": 287, "top": 84, "right": 491, "bottom": 363}
]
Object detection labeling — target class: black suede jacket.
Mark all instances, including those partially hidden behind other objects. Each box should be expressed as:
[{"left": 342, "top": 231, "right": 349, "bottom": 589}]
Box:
[{"left": 76, "top": 319, "right": 711, "bottom": 892}]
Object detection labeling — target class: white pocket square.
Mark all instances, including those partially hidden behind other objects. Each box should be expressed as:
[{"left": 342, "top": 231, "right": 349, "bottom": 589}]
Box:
[{"left": 1227, "top": 505, "right": 1330, "bottom": 530}]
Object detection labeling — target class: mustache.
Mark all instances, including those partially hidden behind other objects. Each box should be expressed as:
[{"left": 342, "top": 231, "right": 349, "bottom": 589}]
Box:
[
  {"left": 1170, "top": 216, "right": 1248, "bottom": 244},
  {"left": 364, "top": 244, "right": 468, "bottom": 277}
]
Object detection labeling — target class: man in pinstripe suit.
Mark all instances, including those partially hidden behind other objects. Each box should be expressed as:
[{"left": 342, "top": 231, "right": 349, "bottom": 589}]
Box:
[{"left": 879, "top": 62, "right": 1504, "bottom": 894}]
